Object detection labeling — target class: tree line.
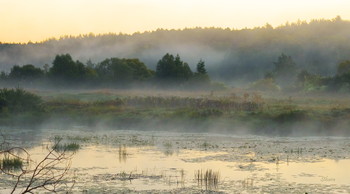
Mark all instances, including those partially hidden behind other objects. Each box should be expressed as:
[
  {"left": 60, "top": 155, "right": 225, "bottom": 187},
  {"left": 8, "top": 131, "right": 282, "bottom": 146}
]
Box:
[
  {"left": 1, "top": 17, "right": 350, "bottom": 84},
  {"left": 0, "top": 53, "right": 211, "bottom": 88},
  {"left": 2, "top": 52, "right": 350, "bottom": 92}
]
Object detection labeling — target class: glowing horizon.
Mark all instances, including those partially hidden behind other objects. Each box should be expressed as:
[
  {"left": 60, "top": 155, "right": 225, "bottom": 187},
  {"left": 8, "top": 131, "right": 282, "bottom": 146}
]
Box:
[{"left": 1, "top": 0, "right": 350, "bottom": 43}]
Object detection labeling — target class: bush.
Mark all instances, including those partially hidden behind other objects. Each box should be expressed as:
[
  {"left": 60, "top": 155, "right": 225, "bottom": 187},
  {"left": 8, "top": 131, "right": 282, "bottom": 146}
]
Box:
[{"left": 0, "top": 88, "right": 43, "bottom": 113}]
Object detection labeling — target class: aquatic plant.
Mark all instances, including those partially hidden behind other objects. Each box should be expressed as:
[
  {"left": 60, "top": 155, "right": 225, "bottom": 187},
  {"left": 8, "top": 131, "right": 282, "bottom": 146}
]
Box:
[
  {"left": 53, "top": 142, "right": 80, "bottom": 152},
  {"left": 117, "top": 171, "right": 134, "bottom": 181},
  {"left": 195, "top": 169, "right": 220, "bottom": 190},
  {"left": 201, "top": 142, "right": 211, "bottom": 149},
  {"left": 163, "top": 142, "right": 173, "bottom": 148},
  {"left": 1, "top": 157, "right": 23, "bottom": 170},
  {"left": 178, "top": 169, "right": 185, "bottom": 186},
  {"left": 118, "top": 145, "right": 128, "bottom": 163}
]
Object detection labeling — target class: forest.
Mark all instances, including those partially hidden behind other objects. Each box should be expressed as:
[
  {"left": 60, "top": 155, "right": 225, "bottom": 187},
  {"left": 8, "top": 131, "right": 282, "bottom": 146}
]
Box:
[
  {"left": 1, "top": 52, "right": 350, "bottom": 93},
  {"left": 1, "top": 16, "right": 350, "bottom": 85}
]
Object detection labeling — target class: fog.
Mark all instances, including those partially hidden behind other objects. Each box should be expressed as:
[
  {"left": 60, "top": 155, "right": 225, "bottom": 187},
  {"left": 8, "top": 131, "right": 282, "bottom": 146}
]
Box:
[
  {"left": 1, "top": 17, "right": 350, "bottom": 138},
  {"left": 1, "top": 18, "right": 350, "bottom": 85},
  {"left": 38, "top": 115, "right": 350, "bottom": 137},
  {"left": 0, "top": 86, "right": 347, "bottom": 137}
]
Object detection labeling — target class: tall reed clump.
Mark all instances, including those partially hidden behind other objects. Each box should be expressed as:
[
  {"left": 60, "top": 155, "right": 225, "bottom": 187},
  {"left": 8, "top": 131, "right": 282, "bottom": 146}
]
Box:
[
  {"left": 118, "top": 145, "right": 128, "bottom": 162},
  {"left": 195, "top": 169, "right": 220, "bottom": 190},
  {"left": 1, "top": 157, "right": 23, "bottom": 170}
]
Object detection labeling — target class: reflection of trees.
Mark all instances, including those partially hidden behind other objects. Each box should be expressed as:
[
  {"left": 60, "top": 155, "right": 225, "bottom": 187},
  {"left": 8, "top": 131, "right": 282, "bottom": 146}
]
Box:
[{"left": 0, "top": 133, "right": 74, "bottom": 193}]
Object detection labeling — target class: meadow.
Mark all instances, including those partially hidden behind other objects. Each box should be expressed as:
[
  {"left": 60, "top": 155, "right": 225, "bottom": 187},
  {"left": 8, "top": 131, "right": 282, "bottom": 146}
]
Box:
[{"left": 1, "top": 88, "right": 349, "bottom": 136}]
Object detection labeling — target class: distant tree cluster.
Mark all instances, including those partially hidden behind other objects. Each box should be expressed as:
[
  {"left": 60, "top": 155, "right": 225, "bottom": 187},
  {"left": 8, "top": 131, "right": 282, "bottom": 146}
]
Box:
[
  {"left": 96, "top": 58, "right": 153, "bottom": 83},
  {"left": 9, "top": 64, "right": 44, "bottom": 81},
  {"left": 0, "top": 53, "right": 211, "bottom": 89},
  {"left": 156, "top": 54, "right": 210, "bottom": 85},
  {"left": 254, "top": 53, "right": 350, "bottom": 92},
  {"left": 49, "top": 54, "right": 96, "bottom": 82},
  {"left": 263, "top": 53, "right": 298, "bottom": 88}
]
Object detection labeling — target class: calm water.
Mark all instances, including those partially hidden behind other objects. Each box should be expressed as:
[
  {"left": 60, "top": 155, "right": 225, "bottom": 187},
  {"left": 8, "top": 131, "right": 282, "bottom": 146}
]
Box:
[{"left": 1, "top": 129, "right": 350, "bottom": 193}]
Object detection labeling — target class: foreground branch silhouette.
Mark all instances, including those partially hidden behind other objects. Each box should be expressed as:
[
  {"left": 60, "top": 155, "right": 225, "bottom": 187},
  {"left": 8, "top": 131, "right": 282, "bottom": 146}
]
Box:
[{"left": 0, "top": 133, "right": 74, "bottom": 193}]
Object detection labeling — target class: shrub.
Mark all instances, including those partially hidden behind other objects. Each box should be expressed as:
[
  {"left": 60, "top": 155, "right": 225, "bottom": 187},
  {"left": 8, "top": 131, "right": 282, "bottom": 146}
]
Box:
[{"left": 0, "top": 88, "right": 43, "bottom": 113}]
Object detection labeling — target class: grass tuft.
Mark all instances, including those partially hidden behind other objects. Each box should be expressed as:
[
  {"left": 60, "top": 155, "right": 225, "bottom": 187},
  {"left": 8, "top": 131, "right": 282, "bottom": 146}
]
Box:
[
  {"left": 1, "top": 157, "right": 23, "bottom": 170},
  {"left": 53, "top": 142, "right": 80, "bottom": 152},
  {"left": 195, "top": 169, "right": 220, "bottom": 190}
]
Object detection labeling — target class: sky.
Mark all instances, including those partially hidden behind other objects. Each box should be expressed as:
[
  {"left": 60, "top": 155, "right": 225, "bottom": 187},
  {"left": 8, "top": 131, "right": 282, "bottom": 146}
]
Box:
[{"left": 1, "top": 0, "right": 350, "bottom": 43}]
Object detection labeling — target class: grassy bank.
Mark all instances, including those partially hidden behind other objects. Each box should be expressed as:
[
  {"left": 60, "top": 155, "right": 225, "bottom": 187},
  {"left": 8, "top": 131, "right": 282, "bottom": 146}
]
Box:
[{"left": 1, "top": 89, "right": 350, "bottom": 136}]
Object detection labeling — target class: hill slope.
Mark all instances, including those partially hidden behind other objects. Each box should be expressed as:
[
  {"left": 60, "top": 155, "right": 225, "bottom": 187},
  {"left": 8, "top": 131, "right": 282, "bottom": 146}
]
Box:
[{"left": 1, "top": 17, "right": 350, "bottom": 84}]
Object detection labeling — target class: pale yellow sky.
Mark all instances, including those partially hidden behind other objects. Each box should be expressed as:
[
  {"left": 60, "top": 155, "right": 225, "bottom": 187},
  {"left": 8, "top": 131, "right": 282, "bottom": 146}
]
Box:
[{"left": 1, "top": 0, "right": 350, "bottom": 43}]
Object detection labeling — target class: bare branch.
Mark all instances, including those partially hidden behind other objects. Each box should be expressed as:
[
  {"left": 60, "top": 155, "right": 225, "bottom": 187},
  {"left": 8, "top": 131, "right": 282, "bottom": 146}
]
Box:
[{"left": 0, "top": 135, "right": 74, "bottom": 194}]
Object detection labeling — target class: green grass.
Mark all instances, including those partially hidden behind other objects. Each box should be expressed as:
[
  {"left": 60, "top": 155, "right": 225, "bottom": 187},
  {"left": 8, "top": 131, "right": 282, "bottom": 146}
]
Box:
[{"left": 2, "top": 89, "right": 350, "bottom": 135}]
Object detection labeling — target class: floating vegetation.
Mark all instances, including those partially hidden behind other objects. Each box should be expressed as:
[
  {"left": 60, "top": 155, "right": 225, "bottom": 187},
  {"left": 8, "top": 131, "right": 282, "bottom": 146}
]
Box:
[
  {"left": 195, "top": 169, "right": 220, "bottom": 190},
  {"left": 201, "top": 142, "right": 211, "bottom": 149},
  {"left": 117, "top": 171, "right": 134, "bottom": 181},
  {"left": 66, "top": 135, "right": 92, "bottom": 142},
  {"left": 242, "top": 178, "right": 254, "bottom": 189},
  {"left": 53, "top": 142, "right": 80, "bottom": 152},
  {"left": 163, "top": 142, "right": 173, "bottom": 148},
  {"left": 163, "top": 142, "right": 175, "bottom": 156},
  {"left": 290, "top": 147, "right": 303, "bottom": 155}
]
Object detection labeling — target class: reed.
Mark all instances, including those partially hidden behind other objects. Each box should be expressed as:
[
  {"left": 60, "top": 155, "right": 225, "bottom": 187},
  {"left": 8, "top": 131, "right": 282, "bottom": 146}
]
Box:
[
  {"left": 53, "top": 142, "right": 80, "bottom": 152},
  {"left": 118, "top": 145, "right": 128, "bottom": 162},
  {"left": 1, "top": 157, "right": 23, "bottom": 170},
  {"left": 195, "top": 169, "right": 220, "bottom": 190}
]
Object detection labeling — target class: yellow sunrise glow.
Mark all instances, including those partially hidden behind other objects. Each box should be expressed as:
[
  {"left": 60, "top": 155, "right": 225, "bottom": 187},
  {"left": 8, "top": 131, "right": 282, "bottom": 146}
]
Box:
[{"left": 1, "top": 0, "right": 350, "bottom": 43}]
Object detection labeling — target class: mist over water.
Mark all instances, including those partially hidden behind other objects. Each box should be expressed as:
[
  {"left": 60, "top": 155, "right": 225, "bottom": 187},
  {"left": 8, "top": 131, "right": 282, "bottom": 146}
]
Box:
[{"left": 1, "top": 16, "right": 350, "bottom": 194}]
